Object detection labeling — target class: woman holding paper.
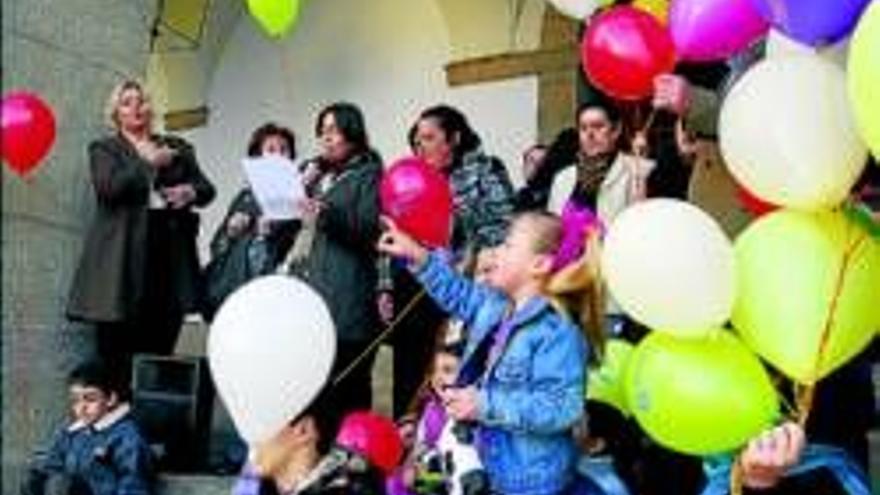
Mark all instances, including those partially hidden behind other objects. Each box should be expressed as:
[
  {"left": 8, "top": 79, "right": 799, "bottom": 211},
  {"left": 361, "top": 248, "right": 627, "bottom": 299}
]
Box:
[
  {"left": 67, "top": 79, "right": 215, "bottom": 375},
  {"left": 202, "top": 123, "right": 303, "bottom": 321},
  {"left": 301, "top": 102, "right": 384, "bottom": 437}
]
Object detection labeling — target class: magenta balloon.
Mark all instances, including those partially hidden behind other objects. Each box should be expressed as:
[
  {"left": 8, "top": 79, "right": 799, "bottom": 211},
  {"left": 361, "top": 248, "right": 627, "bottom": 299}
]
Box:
[
  {"left": 380, "top": 156, "right": 453, "bottom": 248},
  {"left": 752, "top": 0, "right": 871, "bottom": 46},
  {"left": 669, "top": 0, "right": 769, "bottom": 61}
]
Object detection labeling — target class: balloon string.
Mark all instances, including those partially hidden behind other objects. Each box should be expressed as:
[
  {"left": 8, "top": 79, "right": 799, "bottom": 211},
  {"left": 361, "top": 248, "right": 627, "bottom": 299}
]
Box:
[
  {"left": 730, "top": 456, "right": 744, "bottom": 495},
  {"left": 331, "top": 290, "right": 426, "bottom": 386},
  {"left": 797, "top": 225, "right": 867, "bottom": 425}
]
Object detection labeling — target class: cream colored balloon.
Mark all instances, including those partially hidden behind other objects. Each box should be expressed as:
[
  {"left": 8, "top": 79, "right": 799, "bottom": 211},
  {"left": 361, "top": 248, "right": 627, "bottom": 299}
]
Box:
[
  {"left": 765, "top": 29, "right": 849, "bottom": 67},
  {"left": 720, "top": 56, "right": 868, "bottom": 210},
  {"left": 547, "top": 0, "right": 601, "bottom": 20},
  {"left": 601, "top": 199, "right": 735, "bottom": 334},
  {"left": 209, "top": 275, "right": 336, "bottom": 445}
]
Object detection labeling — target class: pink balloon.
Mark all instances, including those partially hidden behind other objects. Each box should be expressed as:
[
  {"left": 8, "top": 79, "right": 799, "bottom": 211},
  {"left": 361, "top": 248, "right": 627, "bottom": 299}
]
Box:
[
  {"left": 380, "top": 156, "right": 453, "bottom": 248},
  {"left": 336, "top": 411, "right": 403, "bottom": 474},
  {"left": 669, "top": 0, "right": 769, "bottom": 62}
]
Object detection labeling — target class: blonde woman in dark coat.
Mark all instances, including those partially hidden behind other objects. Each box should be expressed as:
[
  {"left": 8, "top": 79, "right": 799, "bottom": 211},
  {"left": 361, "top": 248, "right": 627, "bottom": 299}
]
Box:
[{"left": 67, "top": 79, "right": 215, "bottom": 376}]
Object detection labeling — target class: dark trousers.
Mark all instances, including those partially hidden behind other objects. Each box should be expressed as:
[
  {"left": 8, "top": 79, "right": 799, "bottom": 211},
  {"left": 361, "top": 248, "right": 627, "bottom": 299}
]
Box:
[
  {"left": 319, "top": 340, "right": 378, "bottom": 440},
  {"left": 95, "top": 312, "right": 182, "bottom": 391},
  {"left": 389, "top": 273, "right": 446, "bottom": 418}
]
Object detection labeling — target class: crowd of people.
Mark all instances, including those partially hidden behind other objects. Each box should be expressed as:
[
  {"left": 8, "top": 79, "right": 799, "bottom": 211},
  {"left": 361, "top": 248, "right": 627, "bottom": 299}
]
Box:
[{"left": 21, "top": 39, "right": 879, "bottom": 495}]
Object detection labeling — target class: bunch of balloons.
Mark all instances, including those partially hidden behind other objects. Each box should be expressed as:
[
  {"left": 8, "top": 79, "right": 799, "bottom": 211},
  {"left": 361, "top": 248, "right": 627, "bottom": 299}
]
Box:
[
  {"left": 600, "top": 199, "right": 779, "bottom": 455},
  {"left": 586, "top": 0, "right": 880, "bottom": 459}
]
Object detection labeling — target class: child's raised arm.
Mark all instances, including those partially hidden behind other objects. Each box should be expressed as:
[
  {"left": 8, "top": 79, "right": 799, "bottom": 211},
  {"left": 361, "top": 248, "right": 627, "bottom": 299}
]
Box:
[{"left": 378, "top": 218, "right": 501, "bottom": 329}]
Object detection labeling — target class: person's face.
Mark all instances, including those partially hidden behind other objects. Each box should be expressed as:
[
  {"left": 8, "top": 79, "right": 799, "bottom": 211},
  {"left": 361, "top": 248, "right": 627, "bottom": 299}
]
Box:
[
  {"left": 522, "top": 147, "right": 547, "bottom": 182},
  {"left": 253, "top": 416, "right": 318, "bottom": 476},
  {"left": 487, "top": 218, "right": 548, "bottom": 294},
  {"left": 431, "top": 352, "right": 459, "bottom": 393},
  {"left": 261, "top": 134, "right": 292, "bottom": 158},
  {"left": 115, "top": 87, "right": 152, "bottom": 133},
  {"left": 578, "top": 108, "right": 620, "bottom": 158},
  {"left": 474, "top": 248, "right": 496, "bottom": 284},
  {"left": 414, "top": 118, "right": 455, "bottom": 170},
  {"left": 319, "top": 113, "right": 353, "bottom": 165},
  {"left": 69, "top": 384, "right": 117, "bottom": 426}
]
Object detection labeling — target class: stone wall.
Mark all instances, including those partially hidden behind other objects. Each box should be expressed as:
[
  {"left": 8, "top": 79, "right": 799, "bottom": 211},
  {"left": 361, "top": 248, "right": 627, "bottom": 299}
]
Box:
[{"left": 2, "top": 0, "right": 154, "bottom": 490}]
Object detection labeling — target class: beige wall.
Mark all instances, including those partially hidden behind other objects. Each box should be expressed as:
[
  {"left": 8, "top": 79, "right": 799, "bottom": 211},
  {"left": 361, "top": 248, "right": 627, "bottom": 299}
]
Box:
[
  {"left": 186, "top": 0, "right": 547, "bottom": 257},
  {"left": 2, "top": 0, "right": 154, "bottom": 490}
]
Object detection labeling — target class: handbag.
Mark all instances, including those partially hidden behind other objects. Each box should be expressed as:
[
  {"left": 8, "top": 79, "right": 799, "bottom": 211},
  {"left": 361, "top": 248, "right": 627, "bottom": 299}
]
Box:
[{"left": 202, "top": 236, "right": 263, "bottom": 321}]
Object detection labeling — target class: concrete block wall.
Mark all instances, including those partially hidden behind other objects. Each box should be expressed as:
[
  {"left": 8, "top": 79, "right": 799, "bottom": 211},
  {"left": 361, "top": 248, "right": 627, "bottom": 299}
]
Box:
[{"left": 2, "top": 0, "right": 155, "bottom": 490}]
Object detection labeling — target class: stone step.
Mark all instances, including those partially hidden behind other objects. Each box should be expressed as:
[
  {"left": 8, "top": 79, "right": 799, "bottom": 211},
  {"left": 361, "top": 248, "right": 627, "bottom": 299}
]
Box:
[{"left": 158, "top": 475, "right": 235, "bottom": 495}]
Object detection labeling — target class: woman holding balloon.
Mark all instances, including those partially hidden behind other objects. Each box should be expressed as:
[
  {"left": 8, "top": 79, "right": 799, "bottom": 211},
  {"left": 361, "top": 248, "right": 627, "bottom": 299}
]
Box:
[
  {"left": 66, "top": 79, "right": 215, "bottom": 377},
  {"left": 300, "top": 102, "right": 385, "bottom": 435}
]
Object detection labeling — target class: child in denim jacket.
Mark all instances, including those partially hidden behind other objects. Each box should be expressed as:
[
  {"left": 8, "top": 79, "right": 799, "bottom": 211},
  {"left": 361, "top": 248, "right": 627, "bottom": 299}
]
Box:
[{"left": 379, "top": 211, "right": 602, "bottom": 495}]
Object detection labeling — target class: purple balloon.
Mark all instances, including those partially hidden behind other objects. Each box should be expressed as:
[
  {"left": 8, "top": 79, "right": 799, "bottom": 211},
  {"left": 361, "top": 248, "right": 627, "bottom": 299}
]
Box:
[
  {"left": 751, "top": 0, "right": 871, "bottom": 46},
  {"left": 670, "top": 0, "right": 769, "bottom": 61}
]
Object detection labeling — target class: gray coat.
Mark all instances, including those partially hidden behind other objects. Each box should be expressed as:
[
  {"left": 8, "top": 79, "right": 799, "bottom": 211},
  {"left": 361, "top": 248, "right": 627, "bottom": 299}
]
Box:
[
  {"left": 304, "top": 151, "right": 383, "bottom": 343},
  {"left": 66, "top": 134, "right": 215, "bottom": 323}
]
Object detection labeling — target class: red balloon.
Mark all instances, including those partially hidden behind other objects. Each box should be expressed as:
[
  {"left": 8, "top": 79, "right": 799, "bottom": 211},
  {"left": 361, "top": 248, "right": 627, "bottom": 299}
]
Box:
[
  {"left": 380, "top": 156, "right": 453, "bottom": 248},
  {"left": 582, "top": 6, "right": 677, "bottom": 100},
  {"left": 736, "top": 184, "right": 779, "bottom": 217},
  {"left": 1, "top": 91, "right": 56, "bottom": 177},
  {"left": 335, "top": 411, "right": 403, "bottom": 474}
]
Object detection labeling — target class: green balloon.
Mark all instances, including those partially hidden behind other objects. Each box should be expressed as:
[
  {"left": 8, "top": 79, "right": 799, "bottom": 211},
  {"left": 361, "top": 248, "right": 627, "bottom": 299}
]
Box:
[
  {"left": 248, "top": 0, "right": 302, "bottom": 38},
  {"left": 625, "top": 330, "right": 778, "bottom": 456},
  {"left": 733, "top": 209, "right": 880, "bottom": 384},
  {"left": 587, "top": 339, "right": 635, "bottom": 415}
]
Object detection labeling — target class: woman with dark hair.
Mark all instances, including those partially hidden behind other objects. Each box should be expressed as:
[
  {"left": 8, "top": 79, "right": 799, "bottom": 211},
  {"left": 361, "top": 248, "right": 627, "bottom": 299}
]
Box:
[
  {"left": 513, "top": 127, "right": 580, "bottom": 212},
  {"left": 202, "top": 122, "right": 302, "bottom": 321},
  {"left": 384, "top": 105, "right": 515, "bottom": 419},
  {"left": 301, "top": 102, "right": 384, "bottom": 435},
  {"left": 547, "top": 100, "right": 655, "bottom": 224},
  {"left": 408, "top": 104, "right": 514, "bottom": 255},
  {"left": 67, "top": 79, "right": 215, "bottom": 377}
]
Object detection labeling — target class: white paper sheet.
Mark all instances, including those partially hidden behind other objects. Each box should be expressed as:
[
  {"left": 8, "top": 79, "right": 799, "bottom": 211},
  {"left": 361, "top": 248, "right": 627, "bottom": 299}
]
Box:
[{"left": 241, "top": 155, "right": 305, "bottom": 220}]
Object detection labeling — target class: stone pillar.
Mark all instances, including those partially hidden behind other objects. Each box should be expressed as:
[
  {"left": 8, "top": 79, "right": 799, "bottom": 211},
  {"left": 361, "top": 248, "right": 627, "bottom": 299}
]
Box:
[{"left": 2, "top": 0, "right": 154, "bottom": 490}]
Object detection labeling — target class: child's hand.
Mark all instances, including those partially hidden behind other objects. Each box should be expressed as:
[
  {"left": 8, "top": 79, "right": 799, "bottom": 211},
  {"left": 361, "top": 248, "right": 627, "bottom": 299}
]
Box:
[
  {"left": 741, "top": 422, "right": 805, "bottom": 489},
  {"left": 377, "top": 217, "right": 428, "bottom": 267},
  {"left": 441, "top": 386, "right": 480, "bottom": 421}
]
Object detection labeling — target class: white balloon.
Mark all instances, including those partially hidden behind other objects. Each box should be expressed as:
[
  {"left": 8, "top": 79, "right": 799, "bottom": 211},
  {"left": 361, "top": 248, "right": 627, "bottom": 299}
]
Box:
[
  {"left": 209, "top": 275, "right": 336, "bottom": 444},
  {"left": 601, "top": 199, "right": 735, "bottom": 334},
  {"left": 765, "top": 30, "right": 850, "bottom": 67},
  {"left": 720, "top": 55, "right": 868, "bottom": 210},
  {"left": 547, "top": 0, "right": 600, "bottom": 20}
]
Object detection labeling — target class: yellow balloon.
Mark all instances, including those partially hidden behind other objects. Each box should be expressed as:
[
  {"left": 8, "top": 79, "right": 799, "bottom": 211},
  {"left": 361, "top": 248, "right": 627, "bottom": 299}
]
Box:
[
  {"left": 849, "top": 0, "right": 880, "bottom": 160},
  {"left": 587, "top": 339, "right": 635, "bottom": 414},
  {"left": 247, "top": 0, "right": 302, "bottom": 38},
  {"left": 633, "top": 0, "right": 669, "bottom": 24},
  {"left": 624, "top": 330, "right": 778, "bottom": 455},
  {"left": 733, "top": 209, "right": 880, "bottom": 384}
]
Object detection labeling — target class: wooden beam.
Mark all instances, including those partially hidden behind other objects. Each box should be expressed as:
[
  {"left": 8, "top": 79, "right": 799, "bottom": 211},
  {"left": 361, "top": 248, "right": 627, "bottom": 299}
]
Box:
[
  {"left": 164, "top": 106, "right": 209, "bottom": 131},
  {"left": 445, "top": 47, "right": 577, "bottom": 87}
]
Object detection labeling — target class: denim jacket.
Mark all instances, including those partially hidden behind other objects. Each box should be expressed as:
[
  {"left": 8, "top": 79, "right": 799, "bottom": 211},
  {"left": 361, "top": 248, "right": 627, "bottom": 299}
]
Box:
[{"left": 413, "top": 251, "right": 588, "bottom": 495}]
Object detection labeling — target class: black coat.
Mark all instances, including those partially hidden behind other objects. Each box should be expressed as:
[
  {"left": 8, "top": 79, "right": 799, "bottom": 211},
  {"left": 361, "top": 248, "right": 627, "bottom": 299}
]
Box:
[
  {"left": 304, "top": 151, "right": 382, "bottom": 343},
  {"left": 67, "top": 134, "right": 215, "bottom": 323}
]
